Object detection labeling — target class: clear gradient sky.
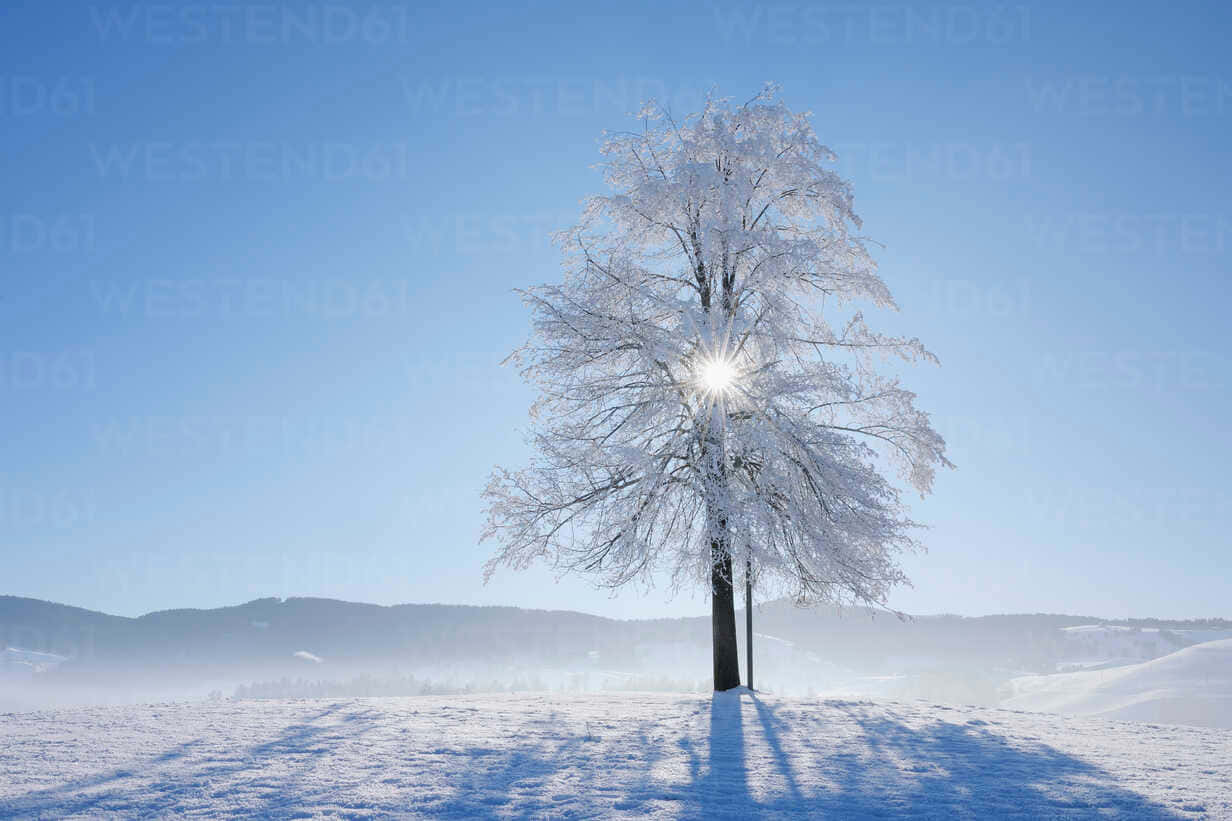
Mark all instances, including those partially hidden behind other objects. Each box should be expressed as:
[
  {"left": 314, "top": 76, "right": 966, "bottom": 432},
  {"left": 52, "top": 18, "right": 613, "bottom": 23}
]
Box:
[{"left": 2, "top": 0, "right": 1229, "bottom": 620}]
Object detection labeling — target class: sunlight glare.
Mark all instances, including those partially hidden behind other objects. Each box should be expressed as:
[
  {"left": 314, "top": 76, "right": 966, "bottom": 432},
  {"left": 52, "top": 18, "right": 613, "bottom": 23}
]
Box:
[{"left": 700, "top": 357, "right": 737, "bottom": 394}]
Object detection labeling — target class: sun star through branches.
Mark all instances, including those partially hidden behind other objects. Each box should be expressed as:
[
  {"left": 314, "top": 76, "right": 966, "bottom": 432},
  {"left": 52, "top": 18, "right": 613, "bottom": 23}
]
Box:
[
  {"left": 483, "top": 85, "right": 950, "bottom": 626},
  {"left": 699, "top": 356, "right": 738, "bottom": 396}
]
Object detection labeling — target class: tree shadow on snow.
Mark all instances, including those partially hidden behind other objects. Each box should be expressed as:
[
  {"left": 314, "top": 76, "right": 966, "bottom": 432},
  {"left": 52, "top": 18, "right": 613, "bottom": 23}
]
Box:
[
  {"left": 419, "top": 707, "right": 594, "bottom": 819},
  {"left": 676, "top": 693, "right": 1186, "bottom": 819},
  {"left": 1, "top": 696, "right": 1192, "bottom": 818},
  {"left": 0, "top": 701, "right": 377, "bottom": 818},
  {"left": 401, "top": 694, "right": 1189, "bottom": 819}
]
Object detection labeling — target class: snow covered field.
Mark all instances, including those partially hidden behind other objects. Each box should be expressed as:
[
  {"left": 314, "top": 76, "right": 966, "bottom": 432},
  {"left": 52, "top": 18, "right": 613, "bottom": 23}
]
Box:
[
  {"left": 1004, "top": 639, "right": 1232, "bottom": 729},
  {"left": 2, "top": 693, "right": 1229, "bottom": 818}
]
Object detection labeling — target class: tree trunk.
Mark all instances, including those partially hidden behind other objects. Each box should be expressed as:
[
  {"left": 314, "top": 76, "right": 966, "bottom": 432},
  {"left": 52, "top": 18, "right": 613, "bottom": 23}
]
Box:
[
  {"left": 711, "top": 540, "right": 741, "bottom": 690},
  {"left": 745, "top": 557, "right": 753, "bottom": 692},
  {"left": 704, "top": 269, "right": 741, "bottom": 691}
]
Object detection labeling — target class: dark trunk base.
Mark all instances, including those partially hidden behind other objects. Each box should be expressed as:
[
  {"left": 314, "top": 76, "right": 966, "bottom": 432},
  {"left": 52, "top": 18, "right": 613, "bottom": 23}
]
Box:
[{"left": 711, "top": 546, "right": 741, "bottom": 690}]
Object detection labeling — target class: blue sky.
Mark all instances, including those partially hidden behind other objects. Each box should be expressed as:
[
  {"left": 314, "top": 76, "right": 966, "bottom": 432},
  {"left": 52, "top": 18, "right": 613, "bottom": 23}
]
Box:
[{"left": 2, "top": 0, "right": 1229, "bottom": 620}]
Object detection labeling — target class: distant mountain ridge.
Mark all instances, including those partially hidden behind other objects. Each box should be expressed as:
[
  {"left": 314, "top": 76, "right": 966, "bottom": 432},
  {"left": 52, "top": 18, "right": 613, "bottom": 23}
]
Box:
[
  {"left": 4, "top": 594, "right": 1227, "bottom": 679},
  {"left": 0, "top": 595, "right": 638, "bottom": 678}
]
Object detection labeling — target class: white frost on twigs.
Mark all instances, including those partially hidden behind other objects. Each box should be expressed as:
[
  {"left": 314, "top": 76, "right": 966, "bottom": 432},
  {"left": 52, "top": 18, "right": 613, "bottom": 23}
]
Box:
[{"left": 484, "top": 87, "right": 951, "bottom": 608}]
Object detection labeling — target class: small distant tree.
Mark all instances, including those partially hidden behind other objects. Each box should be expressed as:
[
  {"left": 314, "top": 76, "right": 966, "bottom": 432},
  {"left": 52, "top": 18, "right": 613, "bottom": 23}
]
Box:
[{"left": 483, "top": 86, "right": 950, "bottom": 690}]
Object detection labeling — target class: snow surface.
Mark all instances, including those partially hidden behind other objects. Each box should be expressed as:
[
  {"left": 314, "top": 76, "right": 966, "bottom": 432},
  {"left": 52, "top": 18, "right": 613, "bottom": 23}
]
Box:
[
  {"left": 1, "top": 692, "right": 1229, "bottom": 818},
  {"left": 1004, "top": 639, "right": 1232, "bottom": 729},
  {"left": 0, "top": 646, "right": 67, "bottom": 674},
  {"left": 1056, "top": 625, "right": 1232, "bottom": 671}
]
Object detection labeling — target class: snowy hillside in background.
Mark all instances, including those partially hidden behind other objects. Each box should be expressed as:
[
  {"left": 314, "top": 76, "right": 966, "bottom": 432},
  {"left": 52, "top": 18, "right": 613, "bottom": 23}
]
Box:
[
  {"left": 1, "top": 693, "right": 1228, "bottom": 818},
  {"left": 4, "top": 595, "right": 1230, "bottom": 725},
  {"left": 1003, "top": 639, "right": 1232, "bottom": 728},
  {"left": 0, "top": 646, "right": 67, "bottom": 675},
  {"left": 1056, "top": 625, "right": 1232, "bottom": 671}
]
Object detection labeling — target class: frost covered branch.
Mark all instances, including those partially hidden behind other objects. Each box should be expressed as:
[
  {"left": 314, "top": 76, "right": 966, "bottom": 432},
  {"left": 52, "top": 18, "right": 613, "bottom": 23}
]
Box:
[{"left": 483, "top": 85, "right": 950, "bottom": 612}]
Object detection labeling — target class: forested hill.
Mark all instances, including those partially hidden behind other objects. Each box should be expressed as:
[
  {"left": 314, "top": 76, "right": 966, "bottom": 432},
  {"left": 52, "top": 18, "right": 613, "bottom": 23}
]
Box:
[
  {"left": 0, "top": 596, "right": 635, "bottom": 675},
  {"left": 4, "top": 594, "right": 1227, "bottom": 682}
]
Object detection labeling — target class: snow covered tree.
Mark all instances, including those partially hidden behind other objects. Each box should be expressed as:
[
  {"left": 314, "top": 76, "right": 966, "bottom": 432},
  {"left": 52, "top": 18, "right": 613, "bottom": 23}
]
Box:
[{"left": 483, "top": 85, "right": 950, "bottom": 690}]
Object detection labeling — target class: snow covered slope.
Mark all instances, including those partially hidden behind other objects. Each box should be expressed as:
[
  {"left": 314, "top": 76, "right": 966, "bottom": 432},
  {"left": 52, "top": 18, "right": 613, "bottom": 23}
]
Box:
[
  {"left": 1056, "top": 625, "right": 1232, "bottom": 671},
  {"left": 1004, "top": 639, "right": 1232, "bottom": 729},
  {"left": 0, "top": 646, "right": 67, "bottom": 674},
  {"left": 1, "top": 692, "right": 1228, "bottom": 818}
]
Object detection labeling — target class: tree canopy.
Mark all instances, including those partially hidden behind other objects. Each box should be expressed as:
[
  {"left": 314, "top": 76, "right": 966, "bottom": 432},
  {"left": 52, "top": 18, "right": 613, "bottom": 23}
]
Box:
[{"left": 484, "top": 85, "right": 949, "bottom": 614}]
